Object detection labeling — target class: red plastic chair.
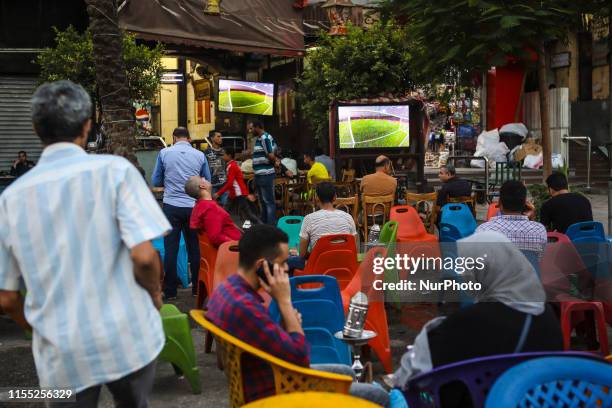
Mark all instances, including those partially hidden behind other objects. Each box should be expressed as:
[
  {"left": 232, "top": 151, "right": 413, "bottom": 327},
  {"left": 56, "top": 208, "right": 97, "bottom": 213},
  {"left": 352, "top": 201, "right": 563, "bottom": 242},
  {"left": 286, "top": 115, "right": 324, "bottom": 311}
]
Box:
[
  {"left": 197, "top": 233, "right": 218, "bottom": 310},
  {"left": 341, "top": 246, "right": 393, "bottom": 373},
  {"left": 486, "top": 201, "right": 500, "bottom": 221},
  {"left": 390, "top": 205, "right": 437, "bottom": 243},
  {"left": 547, "top": 231, "right": 571, "bottom": 243},
  {"left": 295, "top": 234, "right": 359, "bottom": 290},
  {"left": 560, "top": 300, "right": 609, "bottom": 355}
]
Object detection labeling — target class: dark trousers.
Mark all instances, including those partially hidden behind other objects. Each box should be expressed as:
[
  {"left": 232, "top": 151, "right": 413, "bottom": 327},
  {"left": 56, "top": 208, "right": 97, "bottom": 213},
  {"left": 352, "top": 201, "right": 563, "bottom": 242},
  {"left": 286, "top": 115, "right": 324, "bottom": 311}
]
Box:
[
  {"left": 255, "top": 174, "right": 276, "bottom": 225},
  {"left": 48, "top": 361, "right": 156, "bottom": 408},
  {"left": 162, "top": 203, "right": 200, "bottom": 297},
  {"left": 227, "top": 195, "right": 262, "bottom": 225}
]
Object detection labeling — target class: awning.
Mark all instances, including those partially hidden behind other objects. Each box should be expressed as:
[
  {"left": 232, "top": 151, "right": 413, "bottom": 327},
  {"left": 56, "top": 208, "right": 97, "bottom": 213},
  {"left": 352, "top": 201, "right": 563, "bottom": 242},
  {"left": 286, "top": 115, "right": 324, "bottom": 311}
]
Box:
[{"left": 118, "top": 0, "right": 305, "bottom": 57}]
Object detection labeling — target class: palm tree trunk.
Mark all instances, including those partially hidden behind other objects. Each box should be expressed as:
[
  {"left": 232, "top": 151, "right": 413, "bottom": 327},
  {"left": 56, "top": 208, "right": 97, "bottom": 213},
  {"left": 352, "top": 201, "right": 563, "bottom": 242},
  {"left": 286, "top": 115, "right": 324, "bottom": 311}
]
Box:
[
  {"left": 86, "top": 0, "right": 135, "bottom": 152},
  {"left": 537, "top": 43, "right": 552, "bottom": 179}
]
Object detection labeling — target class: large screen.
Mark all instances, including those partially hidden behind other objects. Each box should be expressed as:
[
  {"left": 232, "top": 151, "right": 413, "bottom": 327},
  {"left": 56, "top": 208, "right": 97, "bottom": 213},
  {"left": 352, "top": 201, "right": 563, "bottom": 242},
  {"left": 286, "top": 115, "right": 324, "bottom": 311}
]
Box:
[
  {"left": 218, "top": 79, "right": 274, "bottom": 116},
  {"left": 338, "top": 105, "right": 410, "bottom": 149}
]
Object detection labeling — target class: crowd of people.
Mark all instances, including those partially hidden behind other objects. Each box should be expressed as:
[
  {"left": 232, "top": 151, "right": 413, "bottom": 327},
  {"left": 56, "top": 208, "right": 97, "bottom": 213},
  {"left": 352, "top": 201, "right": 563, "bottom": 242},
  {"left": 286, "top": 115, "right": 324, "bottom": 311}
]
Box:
[{"left": 0, "top": 80, "right": 601, "bottom": 407}]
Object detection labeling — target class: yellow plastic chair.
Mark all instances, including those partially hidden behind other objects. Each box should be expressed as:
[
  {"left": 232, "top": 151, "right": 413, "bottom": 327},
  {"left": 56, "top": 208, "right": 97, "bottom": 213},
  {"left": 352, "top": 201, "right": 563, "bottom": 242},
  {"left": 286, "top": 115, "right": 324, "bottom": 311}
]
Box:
[
  {"left": 242, "top": 392, "right": 380, "bottom": 407},
  {"left": 189, "top": 310, "right": 352, "bottom": 408},
  {"left": 606, "top": 354, "right": 612, "bottom": 362}
]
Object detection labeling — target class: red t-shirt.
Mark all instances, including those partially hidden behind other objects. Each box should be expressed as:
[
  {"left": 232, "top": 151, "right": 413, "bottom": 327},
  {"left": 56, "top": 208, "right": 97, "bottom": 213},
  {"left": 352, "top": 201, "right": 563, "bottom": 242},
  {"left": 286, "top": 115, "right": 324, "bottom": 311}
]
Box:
[
  {"left": 190, "top": 199, "right": 242, "bottom": 247},
  {"left": 216, "top": 160, "right": 248, "bottom": 199}
]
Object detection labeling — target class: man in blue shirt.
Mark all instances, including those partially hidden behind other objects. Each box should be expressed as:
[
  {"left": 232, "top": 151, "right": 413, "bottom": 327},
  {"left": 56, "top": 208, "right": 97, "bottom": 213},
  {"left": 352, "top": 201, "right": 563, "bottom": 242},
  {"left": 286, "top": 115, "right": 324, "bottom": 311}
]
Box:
[
  {"left": 152, "top": 127, "right": 211, "bottom": 298},
  {"left": 251, "top": 121, "right": 277, "bottom": 224}
]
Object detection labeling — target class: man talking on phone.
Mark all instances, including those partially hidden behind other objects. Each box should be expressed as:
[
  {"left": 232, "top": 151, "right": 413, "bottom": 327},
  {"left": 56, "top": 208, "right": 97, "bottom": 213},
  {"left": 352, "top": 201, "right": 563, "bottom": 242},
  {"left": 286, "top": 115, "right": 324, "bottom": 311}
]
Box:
[{"left": 206, "top": 225, "right": 389, "bottom": 406}]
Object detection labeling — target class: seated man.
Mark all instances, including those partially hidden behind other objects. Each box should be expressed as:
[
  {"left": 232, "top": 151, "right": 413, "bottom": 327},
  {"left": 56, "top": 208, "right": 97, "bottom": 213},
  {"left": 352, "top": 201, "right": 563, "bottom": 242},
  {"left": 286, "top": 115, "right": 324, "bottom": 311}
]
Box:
[
  {"left": 360, "top": 155, "right": 397, "bottom": 197},
  {"left": 436, "top": 164, "right": 472, "bottom": 208},
  {"left": 304, "top": 151, "right": 330, "bottom": 184},
  {"left": 540, "top": 172, "right": 593, "bottom": 233},
  {"left": 186, "top": 176, "right": 242, "bottom": 247},
  {"left": 315, "top": 147, "right": 336, "bottom": 181},
  {"left": 477, "top": 180, "right": 547, "bottom": 257},
  {"left": 206, "top": 225, "right": 389, "bottom": 406}
]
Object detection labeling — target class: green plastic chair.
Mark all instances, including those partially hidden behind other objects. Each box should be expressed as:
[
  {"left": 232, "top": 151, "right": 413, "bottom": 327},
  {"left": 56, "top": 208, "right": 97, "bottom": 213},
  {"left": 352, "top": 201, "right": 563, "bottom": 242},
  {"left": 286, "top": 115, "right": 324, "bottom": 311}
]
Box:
[
  {"left": 379, "top": 221, "right": 401, "bottom": 306},
  {"left": 277, "top": 216, "right": 304, "bottom": 253},
  {"left": 159, "top": 304, "right": 201, "bottom": 394}
]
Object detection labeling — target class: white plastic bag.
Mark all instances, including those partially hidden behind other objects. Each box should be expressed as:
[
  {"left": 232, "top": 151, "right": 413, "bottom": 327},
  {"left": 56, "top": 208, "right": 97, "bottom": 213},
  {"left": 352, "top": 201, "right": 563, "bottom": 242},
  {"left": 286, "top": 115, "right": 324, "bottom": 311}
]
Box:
[
  {"left": 523, "top": 153, "right": 543, "bottom": 169},
  {"left": 475, "top": 128, "right": 500, "bottom": 152},
  {"left": 499, "top": 123, "right": 528, "bottom": 139}
]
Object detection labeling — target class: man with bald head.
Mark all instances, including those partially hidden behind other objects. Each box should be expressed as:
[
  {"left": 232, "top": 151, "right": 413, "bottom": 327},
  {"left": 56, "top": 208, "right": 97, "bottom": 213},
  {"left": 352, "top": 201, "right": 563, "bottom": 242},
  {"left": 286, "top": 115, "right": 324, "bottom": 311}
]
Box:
[
  {"left": 360, "top": 155, "right": 397, "bottom": 197},
  {"left": 186, "top": 176, "right": 242, "bottom": 248}
]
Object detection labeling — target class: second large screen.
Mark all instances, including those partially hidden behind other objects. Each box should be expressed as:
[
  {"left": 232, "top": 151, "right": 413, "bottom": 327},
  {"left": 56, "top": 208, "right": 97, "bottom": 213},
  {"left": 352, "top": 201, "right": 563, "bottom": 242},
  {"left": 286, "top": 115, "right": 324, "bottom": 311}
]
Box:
[
  {"left": 338, "top": 105, "right": 410, "bottom": 149},
  {"left": 218, "top": 79, "right": 274, "bottom": 116}
]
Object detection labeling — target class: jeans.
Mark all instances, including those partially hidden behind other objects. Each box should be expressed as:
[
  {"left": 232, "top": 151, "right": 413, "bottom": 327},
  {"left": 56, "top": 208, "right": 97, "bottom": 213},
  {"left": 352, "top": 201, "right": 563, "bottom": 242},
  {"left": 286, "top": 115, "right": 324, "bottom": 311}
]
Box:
[
  {"left": 287, "top": 256, "right": 306, "bottom": 272},
  {"left": 255, "top": 174, "right": 276, "bottom": 225},
  {"left": 212, "top": 185, "right": 228, "bottom": 207},
  {"left": 162, "top": 203, "right": 200, "bottom": 297},
  {"left": 311, "top": 364, "right": 389, "bottom": 407},
  {"left": 47, "top": 361, "right": 156, "bottom": 408}
]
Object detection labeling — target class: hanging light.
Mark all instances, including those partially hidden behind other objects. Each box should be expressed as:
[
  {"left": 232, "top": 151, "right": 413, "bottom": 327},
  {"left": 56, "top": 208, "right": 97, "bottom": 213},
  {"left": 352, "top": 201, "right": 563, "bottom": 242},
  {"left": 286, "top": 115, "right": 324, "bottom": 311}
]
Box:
[
  {"left": 204, "top": 0, "right": 222, "bottom": 15},
  {"left": 321, "top": 0, "right": 356, "bottom": 35}
]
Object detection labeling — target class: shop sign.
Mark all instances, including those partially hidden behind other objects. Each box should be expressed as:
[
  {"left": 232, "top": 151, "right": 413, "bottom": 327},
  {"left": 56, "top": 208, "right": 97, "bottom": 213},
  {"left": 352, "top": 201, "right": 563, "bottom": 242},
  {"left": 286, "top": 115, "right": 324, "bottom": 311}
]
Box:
[
  {"left": 550, "top": 52, "right": 570, "bottom": 69},
  {"left": 592, "top": 40, "right": 609, "bottom": 67},
  {"left": 162, "top": 71, "right": 184, "bottom": 83},
  {"left": 194, "top": 79, "right": 211, "bottom": 100}
]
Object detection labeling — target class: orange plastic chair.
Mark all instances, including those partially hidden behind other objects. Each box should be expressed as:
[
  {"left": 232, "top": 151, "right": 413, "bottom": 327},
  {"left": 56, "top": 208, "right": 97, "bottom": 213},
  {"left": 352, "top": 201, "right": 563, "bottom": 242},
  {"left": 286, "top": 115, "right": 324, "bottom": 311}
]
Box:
[
  {"left": 486, "top": 201, "right": 501, "bottom": 221},
  {"left": 197, "top": 233, "right": 218, "bottom": 309},
  {"left": 294, "top": 234, "right": 359, "bottom": 290},
  {"left": 341, "top": 246, "right": 392, "bottom": 373},
  {"left": 390, "top": 205, "right": 437, "bottom": 243}
]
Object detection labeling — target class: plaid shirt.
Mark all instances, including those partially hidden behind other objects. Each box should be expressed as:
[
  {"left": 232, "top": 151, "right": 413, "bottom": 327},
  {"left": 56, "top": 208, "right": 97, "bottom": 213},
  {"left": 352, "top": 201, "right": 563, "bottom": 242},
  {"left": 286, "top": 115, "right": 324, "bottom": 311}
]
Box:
[
  {"left": 476, "top": 215, "right": 547, "bottom": 255},
  {"left": 206, "top": 274, "right": 309, "bottom": 402}
]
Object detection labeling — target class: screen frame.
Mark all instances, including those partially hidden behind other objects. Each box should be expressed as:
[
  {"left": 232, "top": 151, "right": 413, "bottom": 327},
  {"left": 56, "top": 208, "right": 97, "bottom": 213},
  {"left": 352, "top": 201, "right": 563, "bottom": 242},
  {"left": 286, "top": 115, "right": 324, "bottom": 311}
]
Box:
[{"left": 216, "top": 78, "right": 276, "bottom": 117}]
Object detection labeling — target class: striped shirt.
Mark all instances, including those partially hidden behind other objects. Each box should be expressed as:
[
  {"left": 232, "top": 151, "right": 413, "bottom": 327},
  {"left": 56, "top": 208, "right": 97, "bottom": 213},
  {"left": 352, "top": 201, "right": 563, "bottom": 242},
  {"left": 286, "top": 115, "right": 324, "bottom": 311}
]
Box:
[
  {"left": 476, "top": 215, "right": 547, "bottom": 255},
  {"left": 299, "top": 209, "right": 357, "bottom": 250},
  {"left": 0, "top": 143, "right": 171, "bottom": 392},
  {"left": 252, "top": 132, "right": 276, "bottom": 176}
]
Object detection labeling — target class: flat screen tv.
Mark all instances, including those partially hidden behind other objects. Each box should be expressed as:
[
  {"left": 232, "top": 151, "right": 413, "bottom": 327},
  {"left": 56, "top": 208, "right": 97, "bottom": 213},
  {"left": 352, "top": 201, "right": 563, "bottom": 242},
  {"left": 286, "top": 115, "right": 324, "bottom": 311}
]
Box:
[
  {"left": 218, "top": 79, "right": 275, "bottom": 116},
  {"left": 338, "top": 104, "right": 410, "bottom": 149}
]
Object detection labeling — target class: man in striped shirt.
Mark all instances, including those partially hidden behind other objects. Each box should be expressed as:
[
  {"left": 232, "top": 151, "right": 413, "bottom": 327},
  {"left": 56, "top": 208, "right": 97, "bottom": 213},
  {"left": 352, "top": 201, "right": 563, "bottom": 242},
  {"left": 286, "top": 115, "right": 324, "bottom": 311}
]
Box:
[
  {"left": 0, "top": 81, "right": 171, "bottom": 406},
  {"left": 251, "top": 121, "right": 277, "bottom": 224}
]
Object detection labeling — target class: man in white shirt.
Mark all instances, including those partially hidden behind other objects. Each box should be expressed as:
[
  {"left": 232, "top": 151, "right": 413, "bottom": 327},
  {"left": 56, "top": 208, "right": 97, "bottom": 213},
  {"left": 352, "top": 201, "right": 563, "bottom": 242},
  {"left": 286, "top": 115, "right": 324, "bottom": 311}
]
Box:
[{"left": 0, "top": 80, "right": 171, "bottom": 406}]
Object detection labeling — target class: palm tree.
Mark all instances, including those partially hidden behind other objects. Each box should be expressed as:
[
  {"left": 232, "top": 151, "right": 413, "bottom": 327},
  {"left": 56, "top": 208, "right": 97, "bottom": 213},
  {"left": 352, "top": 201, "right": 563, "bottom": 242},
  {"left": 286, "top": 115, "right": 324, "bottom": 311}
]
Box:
[{"left": 86, "top": 0, "right": 135, "bottom": 152}]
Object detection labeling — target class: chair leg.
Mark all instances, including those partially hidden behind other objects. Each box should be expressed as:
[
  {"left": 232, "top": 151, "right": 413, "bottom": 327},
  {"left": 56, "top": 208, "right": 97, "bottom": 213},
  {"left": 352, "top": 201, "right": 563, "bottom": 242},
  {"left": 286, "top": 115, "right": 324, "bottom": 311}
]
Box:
[
  {"left": 560, "top": 304, "right": 573, "bottom": 350},
  {"left": 205, "top": 330, "right": 214, "bottom": 354}
]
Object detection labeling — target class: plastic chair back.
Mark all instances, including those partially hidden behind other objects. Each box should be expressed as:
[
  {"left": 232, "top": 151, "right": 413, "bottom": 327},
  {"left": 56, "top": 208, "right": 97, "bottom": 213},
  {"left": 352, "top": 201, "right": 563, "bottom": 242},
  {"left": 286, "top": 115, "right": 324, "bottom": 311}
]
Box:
[
  {"left": 440, "top": 203, "right": 477, "bottom": 238},
  {"left": 438, "top": 223, "right": 463, "bottom": 243},
  {"left": 566, "top": 221, "right": 606, "bottom": 243},
  {"left": 485, "top": 357, "right": 612, "bottom": 408},
  {"left": 212, "top": 241, "right": 240, "bottom": 291},
  {"left": 197, "top": 233, "right": 218, "bottom": 308},
  {"left": 269, "top": 275, "right": 350, "bottom": 365},
  {"left": 486, "top": 201, "right": 500, "bottom": 221},
  {"left": 277, "top": 216, "right": 304, "bottom": 252},
  {"left": 390, "top": 205, "right": 428, "bottom": 239},
  {"left": 402, "top": 352, "right": 602, "bottom": 408},
  {"left": 296, "top": 234, "right": 358, "bottom": 290},
  {"left": 547, "top": 231, "right": 570, "bottom": 243},
  {"left": 190, "top": 310, "right": 352, "bottom": 408}
]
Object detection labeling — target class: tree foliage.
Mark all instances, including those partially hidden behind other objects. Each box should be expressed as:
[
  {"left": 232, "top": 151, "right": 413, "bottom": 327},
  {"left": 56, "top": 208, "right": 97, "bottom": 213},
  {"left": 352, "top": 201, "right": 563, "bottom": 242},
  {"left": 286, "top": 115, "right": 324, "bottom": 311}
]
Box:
[
  {"left": 36, "top": 26, "right": 164, "bottom": 106},
  {"left": 298, "top": 22, "right": 416, "bottom": 142}
]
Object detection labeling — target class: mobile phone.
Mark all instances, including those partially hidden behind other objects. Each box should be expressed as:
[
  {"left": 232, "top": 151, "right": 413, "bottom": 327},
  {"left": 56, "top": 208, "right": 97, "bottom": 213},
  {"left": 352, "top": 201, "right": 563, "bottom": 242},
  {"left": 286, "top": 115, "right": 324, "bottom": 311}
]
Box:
[{"left": 256, "top": 260, "right": 275, "bottom": 285}]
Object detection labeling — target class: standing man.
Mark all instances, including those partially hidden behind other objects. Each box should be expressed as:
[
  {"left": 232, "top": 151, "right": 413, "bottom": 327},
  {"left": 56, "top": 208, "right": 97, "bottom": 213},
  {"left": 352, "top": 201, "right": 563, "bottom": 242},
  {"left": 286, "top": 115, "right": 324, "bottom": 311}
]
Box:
[
  {"left": 251, "top": 121, "right": 277, "bottom": 224},
  {"left": 152, "top": 127, "right": 211, "bottom": 299},
  {"left": 9, "top": 150, "right": 35, "bottom": 178},
  {"left": 0, "top": 80, "right": 170, "bottom": 406},
  {"left": 205, "top": 129, "right": 228, "bottom": 206}
]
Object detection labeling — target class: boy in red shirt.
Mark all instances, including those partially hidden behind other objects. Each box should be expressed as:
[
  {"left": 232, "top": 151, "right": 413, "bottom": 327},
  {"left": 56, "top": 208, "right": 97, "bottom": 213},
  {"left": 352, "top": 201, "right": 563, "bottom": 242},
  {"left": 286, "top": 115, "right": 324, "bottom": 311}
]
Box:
[
  {"left": 214, "top": 147, "right": 261, "bottom": 225},
  {"left": 185, "top": 176, "right": 242, "bottom": 247}
]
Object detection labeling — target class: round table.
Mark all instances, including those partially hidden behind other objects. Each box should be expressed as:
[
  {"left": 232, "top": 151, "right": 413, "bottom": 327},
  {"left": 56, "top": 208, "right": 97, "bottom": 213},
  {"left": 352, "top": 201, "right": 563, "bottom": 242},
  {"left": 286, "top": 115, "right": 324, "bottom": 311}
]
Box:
[{"left": 242, "top": 392, "right": 381, "bottom": 407}]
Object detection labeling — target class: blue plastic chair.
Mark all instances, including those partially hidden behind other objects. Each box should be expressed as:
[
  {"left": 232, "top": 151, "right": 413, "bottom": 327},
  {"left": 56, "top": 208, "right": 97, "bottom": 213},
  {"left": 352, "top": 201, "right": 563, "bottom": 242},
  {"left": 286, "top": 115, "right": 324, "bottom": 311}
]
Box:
[
  {"left": 440, "top": 203, "right": 476, "bottom": 238},
  {"left": 277, "top": 216, "right": 304, "bottom": 252},
  {"left": 485, "top": 357, "right": 612, "bottom": 407},
  {"left": 566, "top": 221, "right": 608, "bottom": 280},
  {"left": 269, "top": 275, "right": 350, "bottom": 365},
  {"left": 152, "top": 233, "right": 189, "bottom": 287},
  {"left": 438, "top": 223, "right": 463, "bottom": 243},
  {"left": 566, "top": 221, "right": 606, "bottom": 242},
  {"left": 520, "top": 250, "right": 541, "bottom": 277}
]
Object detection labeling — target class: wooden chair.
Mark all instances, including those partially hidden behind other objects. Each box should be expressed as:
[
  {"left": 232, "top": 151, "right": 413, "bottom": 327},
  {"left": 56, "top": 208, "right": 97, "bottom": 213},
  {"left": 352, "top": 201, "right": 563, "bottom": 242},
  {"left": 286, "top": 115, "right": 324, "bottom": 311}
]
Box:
[
  {"left": 447, "top": 194, "right": 477, "bottom": 218},
  {"left": 274, "top": 178, "right": 288, "bottom": 217},
  {"left": 405, "top": 192, "right": 438, "bottom": 233},
  {"left": 341, "top": 168, "right": 355, "bottom": 182},
  {"left": 361, "top": 193, "right": 395, "bottom": 241},
  {"left": 286, "top": 182, "right": 314, "bottom": 215},
  {"left": 333, "top": 195, "right": 359, "bottom": 227},
  {"left": 190, "top": 310, "right": 352, "bottom": 408},
  {"left": 333, "top": 181, "right": 358, "bottom": 198}
]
